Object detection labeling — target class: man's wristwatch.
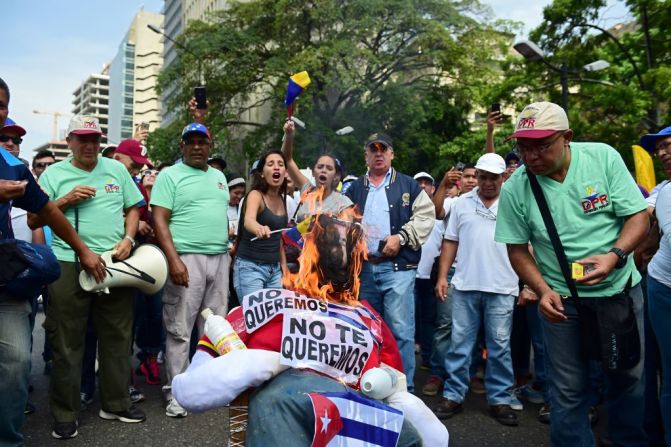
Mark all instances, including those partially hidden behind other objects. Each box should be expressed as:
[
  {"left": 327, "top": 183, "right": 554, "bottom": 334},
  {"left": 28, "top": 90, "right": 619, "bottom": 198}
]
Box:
[
  {"left": 124, "top": 235, "right": 137, "bottom": 248},
  {"left": 608, "top": 247, "right": 627, "bottom": 269}
]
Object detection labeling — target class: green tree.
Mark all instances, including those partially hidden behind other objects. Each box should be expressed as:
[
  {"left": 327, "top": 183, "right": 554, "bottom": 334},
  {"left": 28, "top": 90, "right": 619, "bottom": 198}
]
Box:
[{"left": 153, "top": 0, "right": 517, "bottom": 178}]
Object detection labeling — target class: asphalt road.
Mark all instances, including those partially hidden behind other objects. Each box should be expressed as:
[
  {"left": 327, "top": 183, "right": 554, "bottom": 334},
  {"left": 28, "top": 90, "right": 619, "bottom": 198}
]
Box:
[{"left": 22, "top": 310, "right": 607, "bottom": 446}]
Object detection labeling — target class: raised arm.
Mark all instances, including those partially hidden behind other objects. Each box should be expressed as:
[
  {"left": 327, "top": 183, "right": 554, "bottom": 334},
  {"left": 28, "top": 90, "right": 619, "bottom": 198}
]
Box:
[{"left": 281, "top": 120, "right": 309, "bottom": 190}]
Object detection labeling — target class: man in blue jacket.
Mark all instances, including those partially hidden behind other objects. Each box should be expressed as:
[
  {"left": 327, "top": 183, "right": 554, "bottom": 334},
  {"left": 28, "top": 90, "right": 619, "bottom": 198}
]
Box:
[{"left": 345, "top": 133, "right": 435, "bottom": 390}]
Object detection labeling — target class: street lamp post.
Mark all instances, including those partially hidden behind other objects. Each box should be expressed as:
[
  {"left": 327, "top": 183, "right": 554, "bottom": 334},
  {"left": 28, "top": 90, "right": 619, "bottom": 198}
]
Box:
[
  {"left": 513, "top": 39, "right": 610, "bottom": 112},
  {"left": 147, "top": 24, "right": 204, "bottom": 85}
]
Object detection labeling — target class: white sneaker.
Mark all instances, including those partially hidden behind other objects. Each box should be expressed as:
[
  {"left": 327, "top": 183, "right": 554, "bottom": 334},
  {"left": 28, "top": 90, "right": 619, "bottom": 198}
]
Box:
[
  {"left": 166, "top": 397, "right": 187, "bottom": 418},
  {"left": 509, "top": 396, "right": 524, "bottom": 411}
]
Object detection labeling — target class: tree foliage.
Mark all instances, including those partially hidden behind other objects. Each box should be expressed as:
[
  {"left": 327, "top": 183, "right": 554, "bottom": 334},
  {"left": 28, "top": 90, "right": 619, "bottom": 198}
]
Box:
[{"left": 153, "top": 0, "right": 517, "bottom": 178}]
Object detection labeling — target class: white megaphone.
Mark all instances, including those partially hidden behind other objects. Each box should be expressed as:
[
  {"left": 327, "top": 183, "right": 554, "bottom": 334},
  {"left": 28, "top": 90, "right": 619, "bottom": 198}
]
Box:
[{"left": 79, "top": 244, "right": 168, "bottom": 295}]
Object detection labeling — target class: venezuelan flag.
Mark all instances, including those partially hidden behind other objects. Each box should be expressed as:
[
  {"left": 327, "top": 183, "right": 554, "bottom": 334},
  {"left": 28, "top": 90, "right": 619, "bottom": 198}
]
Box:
[
  {"left": 284, "top": 71, "right": 311, "bottom": 112},
  {"left": 632, "top": 144, "right": 656, "bottom": 193}
]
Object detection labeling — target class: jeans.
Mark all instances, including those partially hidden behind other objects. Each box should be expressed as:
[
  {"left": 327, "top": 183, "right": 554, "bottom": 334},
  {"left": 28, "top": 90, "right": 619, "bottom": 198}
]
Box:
[
  {"left": 233, "top": 256, "right": 282, "bottom": 300},
  {"left": 647, "top": 275, "right": 671, "bottom": 446},
  {"left": 526, "top": 302, "right": 550, "bottom": 402},
  {"left": 413, "top": 278, "right": 436, "bottom": 366},
  {"left": 429, "top": 268, "right": 454, "bottom": 378},
  {"left": 0, "top": 298, "right": 31, "bottom": 447},
  {"left": 359, "top": 262, "right": 417, "bottom": 391},
  {"left": 134, "top": 289, "right": 164, "bottom": 361},
  {"left": 541, "top": 284, "right": 646, "bottom": 447},
  {"left": 442, "top": 289, "right": 515, "bottom": 405}
]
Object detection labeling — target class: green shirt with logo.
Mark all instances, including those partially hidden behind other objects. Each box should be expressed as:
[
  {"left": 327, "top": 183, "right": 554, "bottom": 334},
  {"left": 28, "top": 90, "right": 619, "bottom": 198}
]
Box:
[
  {"left": 39, "top": 156, "right": 144, "bottom": 262},
  {"left": 150, "top": 163, "right": 229, "bottom": 254},
  {"left": 495, "top": 142, "right": 647, "bottom": 297}
]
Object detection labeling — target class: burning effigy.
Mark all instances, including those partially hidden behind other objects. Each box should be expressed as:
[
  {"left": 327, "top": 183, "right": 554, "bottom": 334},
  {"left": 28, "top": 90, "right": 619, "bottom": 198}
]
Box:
[{"left": 171, "top": 201, "right": 449, "bottom": 446}]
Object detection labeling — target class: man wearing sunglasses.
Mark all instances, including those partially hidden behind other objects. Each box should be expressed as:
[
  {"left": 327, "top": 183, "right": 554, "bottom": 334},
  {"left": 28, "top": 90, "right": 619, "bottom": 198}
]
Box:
[
  {"left": 344, "top": 132, "right": 435, "bottom": 392},
  {"left": 32, "top": 150, "right": 56, "bottom": 179},
  {"left": 433, "top": 153, "right": 520, "bottom": 426},
  {"left": 495, "top": 102, "right": 649, "bottom": 446}
]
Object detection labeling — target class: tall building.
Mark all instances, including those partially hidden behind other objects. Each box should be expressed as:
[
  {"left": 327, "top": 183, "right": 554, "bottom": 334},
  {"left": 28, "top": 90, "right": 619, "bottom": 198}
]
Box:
[
  {"left": 72, "top": 64, "right": 110, "bottom": 144},
  {"left": 109, "top": 9, "right": 164, "bottom": 144},
  {"left": 33, "top": 140, "right": 70, "bottom": 161},
  {"left": 160, "top": 0, "right": 229, "bottom": 126}
]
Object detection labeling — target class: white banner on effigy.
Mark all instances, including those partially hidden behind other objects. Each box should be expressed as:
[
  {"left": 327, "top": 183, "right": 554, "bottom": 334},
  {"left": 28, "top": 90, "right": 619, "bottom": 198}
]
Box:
[
  {"left": 242, "top": 288, "right": 327, "bottom": 333},
  {"left": 279, "top": 310, "right": 375, "bottom": 385}
]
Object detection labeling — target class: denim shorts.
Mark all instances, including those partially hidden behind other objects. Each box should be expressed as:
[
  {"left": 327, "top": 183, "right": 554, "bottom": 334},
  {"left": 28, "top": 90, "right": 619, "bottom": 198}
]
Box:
[{"left": 233, "top": 256, "right": 282, "bottom": 301}]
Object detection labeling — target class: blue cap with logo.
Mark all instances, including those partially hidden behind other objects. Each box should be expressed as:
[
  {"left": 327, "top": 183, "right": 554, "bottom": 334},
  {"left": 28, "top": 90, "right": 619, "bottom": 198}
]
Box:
[
  {"left": 181, "top": 123, "right": 211, "bottom": 140},
  {"left": 640, "top": 126, "right": 671, "bottom": 153}
]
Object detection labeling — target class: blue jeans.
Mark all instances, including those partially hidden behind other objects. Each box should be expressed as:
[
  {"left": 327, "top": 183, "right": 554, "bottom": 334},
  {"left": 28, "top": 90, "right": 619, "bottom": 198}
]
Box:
[
  {"left": 442, "top": 289, "right": 515, "bottom": 405},
  {"left": 429, "top": 268, "right": 454, "bottom": 378},
  {"left": 413, "top": 278, "right": 436, "bottom": 366},
  {"left": 134, "top": 289, "right": 164, "bottom": 360},
  {"left": 359, "top": 262, "right": 416, "bottom": 391},
  {"left": 233, "top": 257, "right": 282, "bottom": 300},
  {"left": 647, "top": 275, "right": 671, "bottom": 446},
  {"left": 541, "top": 285, "right": 646, "bottom": 447},
  {"left": 0, "top": 298, "right": 32, "bottom": 447},
  {"left": 526, "top": 302, "right": 550, "bottom": 402}
]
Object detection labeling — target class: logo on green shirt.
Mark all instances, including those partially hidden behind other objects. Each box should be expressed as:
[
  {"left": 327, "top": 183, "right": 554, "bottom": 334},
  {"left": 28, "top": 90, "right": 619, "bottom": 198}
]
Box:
[{"left": 581, "top": 184, "right": 610, "bottom": 214}]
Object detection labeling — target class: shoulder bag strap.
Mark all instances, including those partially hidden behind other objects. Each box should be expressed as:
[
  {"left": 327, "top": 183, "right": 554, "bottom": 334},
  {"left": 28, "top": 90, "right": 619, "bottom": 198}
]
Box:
[{"left": 527, "top": 172, "right": 580, "bottom": 305}]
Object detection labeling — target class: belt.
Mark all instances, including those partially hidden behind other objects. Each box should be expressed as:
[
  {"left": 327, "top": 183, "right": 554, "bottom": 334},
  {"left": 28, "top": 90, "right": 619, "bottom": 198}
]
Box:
[{"left": 366, "top": 255, "right": 391, "bottom": 265}]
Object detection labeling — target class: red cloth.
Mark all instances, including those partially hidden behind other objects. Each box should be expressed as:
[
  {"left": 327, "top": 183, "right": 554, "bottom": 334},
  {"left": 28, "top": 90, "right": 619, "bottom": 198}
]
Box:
[{"left": 199, "top": 300, "right": 403, "bottom": 387}]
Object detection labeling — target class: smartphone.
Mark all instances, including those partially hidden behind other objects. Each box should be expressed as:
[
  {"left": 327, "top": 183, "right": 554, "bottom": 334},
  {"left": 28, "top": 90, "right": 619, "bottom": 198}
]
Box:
[
  {"left": 194, "top": 86, "right": 207, "bottom": 109},
  {"left": 378, "top": 240, "right": 387, "bottom": 253},
  {"left": 455, "top": 162, "right": 465, "bottom": 172},
  {"left": 140, "top": 122, "right": 150, "bottom": 131},
  {"left": 491, "top": 103, "right": 501, "bottom": 113}
]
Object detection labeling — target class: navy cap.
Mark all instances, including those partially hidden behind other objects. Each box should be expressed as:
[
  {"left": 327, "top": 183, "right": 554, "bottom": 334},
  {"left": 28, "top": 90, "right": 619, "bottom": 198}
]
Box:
[
  {"left": 640, "top": 126, "right": 671, "bottom": 153},
  {"left": 181, "top": 123, "right": 211, "bottom": 140}
]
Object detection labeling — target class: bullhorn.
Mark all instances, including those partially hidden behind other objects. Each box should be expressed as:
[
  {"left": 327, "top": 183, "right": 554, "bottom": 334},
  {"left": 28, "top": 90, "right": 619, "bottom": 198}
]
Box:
[{"left": 79, "top": 244, "right": 168, "bottom": 294}]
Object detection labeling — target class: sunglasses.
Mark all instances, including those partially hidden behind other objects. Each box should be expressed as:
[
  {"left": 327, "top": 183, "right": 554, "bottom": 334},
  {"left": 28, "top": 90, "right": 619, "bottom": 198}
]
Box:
[
  {"left": 0, "top": 135, "right": 23, "bottom": 145},
  {"left": 141, "top": 169, "right": 159, "bottom": 177},
  {"left": 34, "top": 162, "right": 55, "bottom": 169}
]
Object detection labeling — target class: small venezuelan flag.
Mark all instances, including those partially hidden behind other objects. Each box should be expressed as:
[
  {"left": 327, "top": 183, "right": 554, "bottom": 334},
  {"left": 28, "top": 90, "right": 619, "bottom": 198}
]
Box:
[{"left": 284, "top": 71, "right": 311, "bottom": 116}]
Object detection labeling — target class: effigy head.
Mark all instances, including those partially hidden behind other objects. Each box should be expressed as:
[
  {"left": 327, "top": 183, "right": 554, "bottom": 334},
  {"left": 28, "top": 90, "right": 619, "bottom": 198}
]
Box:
[{"left": 286, "top": 207, "right": 366, "bottom": 305}]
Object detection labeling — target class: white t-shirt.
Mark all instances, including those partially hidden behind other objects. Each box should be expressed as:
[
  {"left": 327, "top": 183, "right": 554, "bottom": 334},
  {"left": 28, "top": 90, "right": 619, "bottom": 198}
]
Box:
[
  {"left": 416, "top": 219, "right": 445, "bottom": 279},
  {"left": 444, "top": 188, "right": 518, "bottom": 295},
  {"left": 10, "top": 207, "right": 32, "bottom": 242},
  {"left": 647, "top": 180, "right": 670, "bottom": 208}
]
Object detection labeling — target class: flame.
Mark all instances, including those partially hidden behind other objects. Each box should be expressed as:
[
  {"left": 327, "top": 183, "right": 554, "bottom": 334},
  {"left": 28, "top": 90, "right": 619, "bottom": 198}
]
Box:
[{"left": 283, "top": 187, "right": 367, "bottom": 306}]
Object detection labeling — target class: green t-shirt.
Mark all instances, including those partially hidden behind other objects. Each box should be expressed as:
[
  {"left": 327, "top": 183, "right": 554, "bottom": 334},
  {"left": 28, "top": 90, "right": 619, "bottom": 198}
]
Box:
[
  {"left": 495, "top": 142, "right": 647, "bottom": 297},
  {"left": 150, "top": 163, "right": 229, "bottom": 254},
  {"left": 39, "top": 156, "right": 144, "bottom": 261}
]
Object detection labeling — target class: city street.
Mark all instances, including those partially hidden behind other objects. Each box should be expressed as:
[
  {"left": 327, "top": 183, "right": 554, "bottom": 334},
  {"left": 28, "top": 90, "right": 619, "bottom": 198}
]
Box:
[{"left": 23, "top": 310, "right": 606, "bottom": 446}]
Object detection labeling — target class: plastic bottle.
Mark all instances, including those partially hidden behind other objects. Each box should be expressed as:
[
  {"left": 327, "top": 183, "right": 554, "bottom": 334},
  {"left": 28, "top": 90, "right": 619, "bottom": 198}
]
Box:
[
  {"left": 201, "top": 308, "right": 246, "bottom": 355},
  {"left": 360, "top": 366, "right": 399, "bottom": 400}
]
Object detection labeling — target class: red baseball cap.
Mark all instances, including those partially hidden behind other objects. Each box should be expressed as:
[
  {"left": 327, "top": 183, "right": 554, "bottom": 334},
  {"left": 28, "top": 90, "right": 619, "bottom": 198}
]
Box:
[{"left": 116, "top": 139, "right": 153, "bottom": 168}]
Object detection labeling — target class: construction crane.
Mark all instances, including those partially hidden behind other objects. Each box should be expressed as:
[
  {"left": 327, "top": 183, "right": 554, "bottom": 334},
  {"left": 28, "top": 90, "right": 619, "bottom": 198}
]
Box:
[{"left": 33, "top": 110, "right": 70, "bottom": 142}]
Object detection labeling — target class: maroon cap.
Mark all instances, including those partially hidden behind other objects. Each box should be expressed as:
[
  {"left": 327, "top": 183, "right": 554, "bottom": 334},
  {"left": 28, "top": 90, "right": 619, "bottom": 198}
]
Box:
[{"left": 116, "top": 139, "right": 153, "bottom": 168}]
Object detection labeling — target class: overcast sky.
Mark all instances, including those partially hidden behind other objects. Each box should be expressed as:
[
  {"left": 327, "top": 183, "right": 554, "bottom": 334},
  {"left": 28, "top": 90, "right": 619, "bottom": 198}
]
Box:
[{"left": 3, "top": 0, "right": 631, "bottom": 160}]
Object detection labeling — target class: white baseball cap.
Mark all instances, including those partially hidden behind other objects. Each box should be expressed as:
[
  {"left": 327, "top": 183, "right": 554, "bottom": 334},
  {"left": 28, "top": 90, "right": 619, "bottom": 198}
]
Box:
[
  {"left": 475, "top": 153, "right": 506, "bottom": 175},
  {"left": 413, "top": 171, "right": 434, "bottom": 183},
  {"left": 509, "top": 101, "right": 569, "bottom": 140},
  {"left": 67, "top": 115, "right": 103, "bottom": 136}
]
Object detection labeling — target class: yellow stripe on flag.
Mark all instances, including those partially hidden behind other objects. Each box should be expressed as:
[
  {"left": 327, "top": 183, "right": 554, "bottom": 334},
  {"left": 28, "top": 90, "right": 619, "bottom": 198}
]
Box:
[
  {"left": 632, "top": 144, "right": 656, "bottom": 193},
  {"left": 290, "top": 71, "right": 311, "bottom": 89}
]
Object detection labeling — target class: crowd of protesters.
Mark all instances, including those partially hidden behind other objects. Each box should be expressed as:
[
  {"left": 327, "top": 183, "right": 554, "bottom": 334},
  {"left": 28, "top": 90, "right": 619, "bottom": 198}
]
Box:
[{"left": 2, "top": 71, "right": 671, "bottom": 447}]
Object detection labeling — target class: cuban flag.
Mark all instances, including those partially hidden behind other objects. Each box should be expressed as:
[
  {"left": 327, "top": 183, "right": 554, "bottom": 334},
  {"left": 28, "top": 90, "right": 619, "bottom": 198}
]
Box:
[
  {"left": 309, "top": 391, "right": 403, "bottom": 447},
  {"left": 284, "top": 71, "right": 311, "bottom": 117}
]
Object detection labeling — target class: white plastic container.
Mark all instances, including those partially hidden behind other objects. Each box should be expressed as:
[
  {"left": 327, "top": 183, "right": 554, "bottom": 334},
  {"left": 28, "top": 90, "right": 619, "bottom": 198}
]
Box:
[
  {"left": 360, "top": 366, "right": 399, "bottom": 400},
  {"left": 201, "top": 308, "right": 246, "bottom": 355}
]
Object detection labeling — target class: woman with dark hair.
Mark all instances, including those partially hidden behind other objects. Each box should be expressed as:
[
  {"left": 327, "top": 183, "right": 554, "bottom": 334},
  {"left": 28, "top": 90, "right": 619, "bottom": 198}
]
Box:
[
  {"left": 281, "top": 120, "right": 353, "bottom": 223},
  {"left": 233, "top": 150, "right": 289, "bottom": 298}
]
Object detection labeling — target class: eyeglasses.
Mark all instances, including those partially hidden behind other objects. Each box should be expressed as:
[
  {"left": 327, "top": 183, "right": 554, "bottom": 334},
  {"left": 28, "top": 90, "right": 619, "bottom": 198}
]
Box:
[
  {"left": 0, "top": 135, "right": 23, "bottom": 145},
  {"left": 515, "top": 131, "right": 565, "bottom": 156},
  {"left": 141, "top": 169, "right": 159, "bottom": 177},
  {"left": 367, "top": 143, "right": 390, "bottom": 154},
  {"left": 655, "top": 140, "right": 671, "bottom": 154},
  {"left": 34, "top": 162, "right": 54, "bottom": 169}
]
